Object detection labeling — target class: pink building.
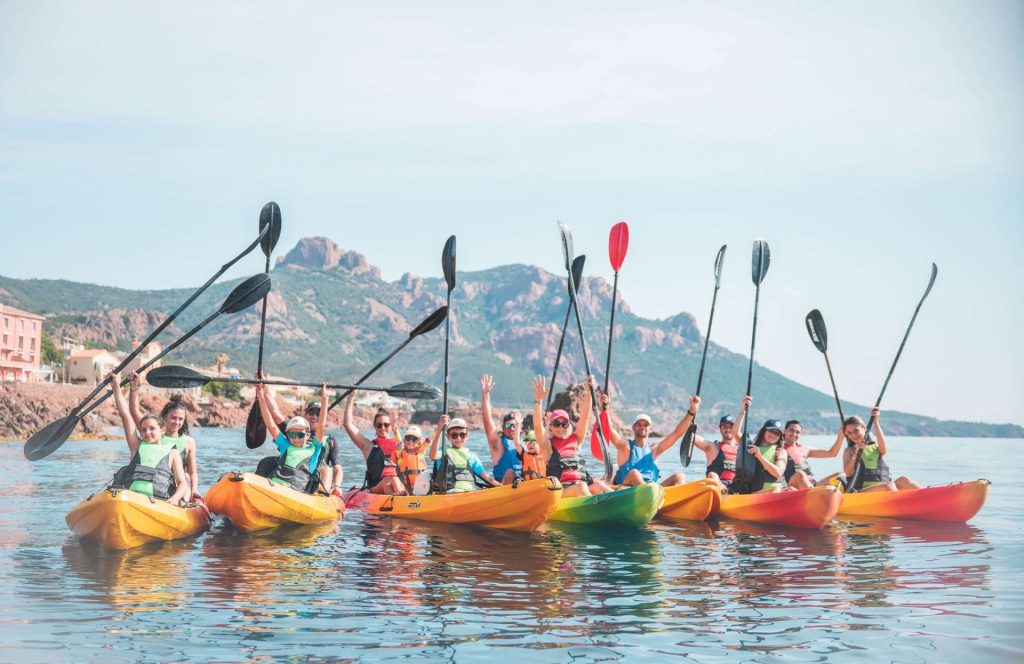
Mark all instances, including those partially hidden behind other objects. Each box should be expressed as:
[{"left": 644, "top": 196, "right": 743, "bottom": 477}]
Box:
[{"left": 0, "top": 303, "right": 44, "bottom": 383}]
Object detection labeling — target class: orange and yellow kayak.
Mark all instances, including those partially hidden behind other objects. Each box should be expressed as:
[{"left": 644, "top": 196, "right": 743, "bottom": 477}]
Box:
[
  {"left": 66, "top": 488, "right": 211, "bottom": 550},
  {"left": 343, "top": 477, "right": 563, "bottom": 532},
  {"left": 205, "top": 471, "right": 345, "bottom": 532},
  {"left": 837, "top": 479, "right": 989, "bottom": 522},
  {"left": 657, "top": 479, "right": 721, "bottom": 522},
  {"left": 719, "top": 485, "right": 842, "bottom": 529}
]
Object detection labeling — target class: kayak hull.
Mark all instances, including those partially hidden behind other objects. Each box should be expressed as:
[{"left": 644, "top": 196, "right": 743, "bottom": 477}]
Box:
[
  {"left": 719, "top": 485, "right": 842, "bottom": 529},
  {"left": 658, "top": 479, "right": 720, "bottom": 522},
  {"left": 837, "top": 480, "right": 990, "bottom": 522},
  {"left": 343, "top": 477, "right": 563, "bottom": 532},
  {"left": 205, "top": 471, "right": 345, "bottom": 532},
  {"left": 65, "top": 488, "right": 211, "bottom": 550},
  {"left": 549, "top": 483, "right": 664, "bottom": 529}
]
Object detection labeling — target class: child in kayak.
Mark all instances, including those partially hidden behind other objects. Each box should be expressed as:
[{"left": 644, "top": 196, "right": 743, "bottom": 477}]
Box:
[
  {"left": 256, "top": 382, "right": 331, "bottom": 494},
  {"left": 480, "top": 374, "right": 523, "bottom": 484},
  {"left": 519, "top": 429, "right": 546, "bottom": 480},
  {"left": 395, "top": 425, "right": 428, "bottom": 494},
  {"left": 601, "top": 392, "right": 698, "bottom": 488},
  {"left": 692, "top": 395, "right": 750, "bottom": 491},
  {"left": 783, "top": 419, "right": 844, "bottom": 489},
  {"left": 531, "top": 375, "right": 614, "bottom": 498},
  {"left": 842, "top": 408, "right": 921, "bottom": 492},
  {"left": 343, "top": 392, "right": 407, "bottom": 495},
  {"left": 744, "top": 419, "right": 790, "bottom": 493},
  {"left": 128, "top": 371, "right": 199, "bottom": 502},
  {"left": 428, "top": 415, "right": 501, "bottom": 493},
  {"left": 108, "top": 372, "right": 190, "bottom": 505}
]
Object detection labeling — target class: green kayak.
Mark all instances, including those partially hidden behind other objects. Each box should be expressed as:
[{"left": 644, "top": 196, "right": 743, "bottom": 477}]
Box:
[{"left": 548, "top": 483, "right": 664, "bottom": 529}]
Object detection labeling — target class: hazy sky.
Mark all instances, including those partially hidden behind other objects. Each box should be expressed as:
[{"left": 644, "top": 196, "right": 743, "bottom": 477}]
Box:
[{"left": 2, "top": 1, "right": 1022, "bottom": 425}]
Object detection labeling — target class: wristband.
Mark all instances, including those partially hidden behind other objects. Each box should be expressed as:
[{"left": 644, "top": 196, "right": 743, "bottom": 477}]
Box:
[{"left": 686, "top": 410, "right": 696, "bottom": 417}]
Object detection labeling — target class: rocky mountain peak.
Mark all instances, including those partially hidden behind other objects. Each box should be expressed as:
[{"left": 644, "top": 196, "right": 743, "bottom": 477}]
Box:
[{"left": 277, "top": 237, "right": 381, "bottom": 278}]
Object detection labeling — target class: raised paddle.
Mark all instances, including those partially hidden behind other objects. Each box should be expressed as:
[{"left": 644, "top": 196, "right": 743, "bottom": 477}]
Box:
[
  {"left": 147, "top": 366, "right": 442, "bottom": 400},
  {"left": 681, "top": 244, "right": 727, "bottom": 466},
  {"left": 245, "top": 201, "right": 284, "bottom": 449},
  {"left": 558, "top": 222, "right": 614, "bottom": 481},
  {"left": 22, "top": 222, "right": 273, "bottom": 455},
  {"left": 805, "top": 309, "right": 852, "bottom": 489},
  {"left": 591, "top": 222, "right": 630, "bottom": 460},
  {"left": 433, "top": 235, "right": 457, "bottom": 494},
  {"left": 847, "top": 263, "right": 938, "bottom": 492},
  {"left": 733, "top": 238, "right": 770, "bottom": 493},
  {"left": 546, "top": 254, "right": 586, "bottom": 412},
  {"left": 24, "top": 273, "right": 272, "bottom": 460}
]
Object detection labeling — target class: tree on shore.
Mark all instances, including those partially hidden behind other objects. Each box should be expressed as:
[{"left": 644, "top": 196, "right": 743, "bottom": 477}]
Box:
[
  {"left": 41, "top": 330, "right": 63, "bottom": 366},
  {"left": 214, "top": 353, "right": 229, "bottom": 375}
]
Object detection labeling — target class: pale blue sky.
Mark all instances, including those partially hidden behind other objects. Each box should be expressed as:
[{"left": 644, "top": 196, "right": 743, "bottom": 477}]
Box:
[{"left": 2, "top": 1, "right": 1022, "bottom": 425}]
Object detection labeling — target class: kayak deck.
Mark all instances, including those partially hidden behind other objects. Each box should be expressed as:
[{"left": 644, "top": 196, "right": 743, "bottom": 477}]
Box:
[
  {"left": 719, "top": 485, "right": 842, "bottom": 529},
  {"left": 549, "top": 483, "right": 664, "bottom": 529},
  {"left": 658, "top": 479, "right": 721, "bottom": 522},
  {"left": 837, "top": 479, "right": 990, "bottom": 522},
  {"left": 344, "top": 477, "right": 563, "bottom": 532},
  {"left": 66, "top": 488, "right": 211, "bottom": 550},
  {"left": 205, "top": 471, "right": 345, "bottom": 532}
]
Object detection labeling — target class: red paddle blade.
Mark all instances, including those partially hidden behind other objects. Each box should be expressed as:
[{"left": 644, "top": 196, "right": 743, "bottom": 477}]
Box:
[
  {"left": 609, "top": 222, "right": 629, "bottom": 272},
  {"left": 589, "top": 410, "right": 613, "bottom": 460}
]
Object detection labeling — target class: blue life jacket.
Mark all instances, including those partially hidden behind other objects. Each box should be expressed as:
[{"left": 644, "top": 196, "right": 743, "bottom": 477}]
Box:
[{"left": 613, "top": 439, "right": 660, "bottom": 484}]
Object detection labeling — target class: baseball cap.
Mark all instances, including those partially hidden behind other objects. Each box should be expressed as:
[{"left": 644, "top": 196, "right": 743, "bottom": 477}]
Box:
[
  {"left": 632, "top": 414, "right": 652, "bottom": 426},
  {"left": 764, "top": 419, "right": 783, "bottom": 433},
  {"left": 719, "top": 415, "right": 735, "bottom": 426},
  {"left": 404, "top": 425, "right": 423, "bottom": 438},
  {"left": 285, "top": 416, "right": 310, "bottom": 432},
  {"left": 547, "top": 409, "right": 570, "bottom": 424},
  {"left": 448, "top": 418, "right": 468, "bottom": 430}
]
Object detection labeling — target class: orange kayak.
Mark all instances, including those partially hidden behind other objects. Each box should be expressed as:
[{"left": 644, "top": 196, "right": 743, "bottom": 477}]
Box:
[
  {"left": 205, "top": 471, "right": 345, "bottom": 532},
  {"left": 719, "top": 485, "right": 842, "bottom": 529},
  {"left": 837, "top": 479, "right": 989, "bottom": 522},
  {"left": 657, "top": 479, "right": 721, "bottom": 521},
  {"left": 66, "top": 488, "right": 211, "bottom": 550},
  {"left": 343, "top": 477, "right": 563, "bottom": 532}
]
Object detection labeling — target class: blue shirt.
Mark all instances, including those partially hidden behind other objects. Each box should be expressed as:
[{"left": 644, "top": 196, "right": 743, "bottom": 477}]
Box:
[{"left": 273, "top": 433, "right": 324, "bottom": 470}]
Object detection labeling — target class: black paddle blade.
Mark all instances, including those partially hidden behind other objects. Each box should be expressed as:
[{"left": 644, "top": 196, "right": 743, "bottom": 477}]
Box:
[
  {"left": 410, "top": 306, "right": 448, "bottom": 338},
  {"left": 23, "top": 415, "right": 80, "bottom": 461},
  {"left": 442, "top": 235, "right": 457, "bottom": 292},
  {"left": 805, "top": 309, "right": 828, "bottom": 353},
  {"left": 751, "top": 238, "right": 770, "bottom": 285},
  {"left": 385, "top": 382, "right": 442, "bottom": 400},
  {"left": 923, "top": 263, "right": 938, "bottom": 300},
  {"left": 680, "top": 423, "right": 697, "bottom": 467},
  {"left": 259, "top": 202, "right": 283, "bottom": 256},
  {"left": 714, "top": 244, "right": 727, "bottom": 287},
  {"left": 570, "top": 254, "right": 586, "bottom": 295},
  {"left": 222, "top": 273, "right": 272, "bottom": 314},
  {"left": 558, "top": 222, "right": 574, "bottom": 272},
  {"left": 147, "top": 365, "right": 210, "bottom": 389},
  {"left": 245, "top": 401, "right": 267, "bottom": 449}
]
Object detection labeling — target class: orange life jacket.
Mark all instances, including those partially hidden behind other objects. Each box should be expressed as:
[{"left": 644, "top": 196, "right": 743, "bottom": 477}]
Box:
[
  {"left": 395, "top": 448, "right": 427, "bottom": 487},
  {"left": 520, "top": 449, "right": 545, "bottom": 480}
]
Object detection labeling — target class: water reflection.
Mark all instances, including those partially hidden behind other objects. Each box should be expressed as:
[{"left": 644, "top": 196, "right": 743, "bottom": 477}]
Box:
[{"left": 62, "top": 538, "right": 196, "bottom": 610}]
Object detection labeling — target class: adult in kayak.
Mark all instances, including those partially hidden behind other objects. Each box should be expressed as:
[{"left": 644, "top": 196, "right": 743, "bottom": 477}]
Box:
[
  {"left": 480, "top": 374, "right": 523, "bottom": 484},
  {"left": 601, "top": 392, "right": 698, "bottom": 488},
  {"left": 531, "top": 375, "right": 614, "bottom": 498},
  {"left": 256, "top": 382, "right": 332, "bottom": 494},
  {"left": 343, "top": 392, "right": 407, "bottom": 495},
  {"left": 128, "top": 371, "right": 199, "bottom": 501},
  {"left": 744, "top": 419, "right": 790, "bottom": 493},
  {"left": 107, "top": 372, "right": 190, "bottom": 505},
  {"left": 842, "top": 409, "right": 921, "bottom": 492},
  {"left": 783, "top": 419, "right": 844, "bottom": 489},
  {"left": 428, "top": 415, "right": 501, "bottom": 493},
  {"left": 691, "top": 395, "right": 750, "bottom": 491}
]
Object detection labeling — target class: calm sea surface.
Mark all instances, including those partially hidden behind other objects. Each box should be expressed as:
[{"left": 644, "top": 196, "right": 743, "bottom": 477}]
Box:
[{"left": 0, "top": 431, "right": 1020, "bottom": 663}]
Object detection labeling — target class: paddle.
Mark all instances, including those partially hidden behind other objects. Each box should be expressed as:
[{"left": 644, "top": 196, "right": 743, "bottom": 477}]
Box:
[
  {"left": 733, "top": 239, "right": 770, "bottom": 492},
  {"left": 245, "top": 202, "right": 283, "bottom": 449},
  {"left": 590, "top": 222, "right": 630, "bottom": 460},
  {"left": 805, "top": 309, "right": 846, "bottom": 424},
  {"left": 847, "top": 263, "right": 938, "bottom": 492},
  {"left": 24, "top": 273, "right": 272, "bottom": 460},
  {"left": 681, "top": 244, "right": 727, "bottom": 466},
  {"left": 433, "top": 236, "right": 456, "bottom": 494},
  {"left": 558, "top": 222, "right": 614, "bottom": 481},
  {"left": 147, "top": 366, "right": 442, "bottom": 400},
  {"left": 546, "top": 254, "right": 586, "bottom": 412}
]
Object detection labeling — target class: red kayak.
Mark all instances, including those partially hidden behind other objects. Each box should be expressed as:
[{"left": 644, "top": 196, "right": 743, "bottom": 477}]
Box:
[
  {"left": 837, "top": 479, "right": 989, "bottom": 522},
  {"left": 718, "top": 485, "right": 842, "bottom": 529}
]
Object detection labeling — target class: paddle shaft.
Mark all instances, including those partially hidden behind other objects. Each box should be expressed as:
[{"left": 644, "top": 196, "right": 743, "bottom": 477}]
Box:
[
  {"left": 326, "top": 337, "right": 413, "bottom": 411},
  {"left": 546, "top": 301, "right": 574, "bottom": 412},
  {"left": 740, "top": 280, "right": 762, "bottom": 445},
  {"left": 195, "top": 376, "right": 390, "bottom": 391},
  {"left": 681, "top": 273, "right": 723, "bottom": 465},
  {"left": 823, "top": 352, "right": 846, "bottom": 422},
  {"left": 602, "top": 271, "right": 620, "bottom": 394}
]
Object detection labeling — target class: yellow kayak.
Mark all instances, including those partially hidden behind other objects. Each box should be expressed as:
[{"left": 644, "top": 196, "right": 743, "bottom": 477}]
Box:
[
  {"left": 205, "top": 471, "right": 345, "bottom": 532},
  {"left": 657, "top": 479, "right": 721, "bottom": 521},
  {"left": 344, "top": 477, "right": 563, "bottom": 532},
  {"left": 65, "top": 488, "right": 211, "bottom": 550}
]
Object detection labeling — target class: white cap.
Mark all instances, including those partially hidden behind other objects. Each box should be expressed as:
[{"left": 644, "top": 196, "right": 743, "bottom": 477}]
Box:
[
  {"left": 448, "top": 418, "right": 468, "bottom": 430},
  {"left": 404, "top": 425, "right": 423, "bottom": 438},
  {"left": 286, "top": 416, "right": 310, "bottom": 432},
  {"left": 632, "top": 414, "right": 653, "bottom": 426}
]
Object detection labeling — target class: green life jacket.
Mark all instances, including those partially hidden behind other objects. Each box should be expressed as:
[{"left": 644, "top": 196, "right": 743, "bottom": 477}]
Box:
[
  {"left": 858, "top": 442, "right": 892, "bottom": 487},
  {"left": 162, "top": 433, "right": 190, "bottom": 471},
  {"left": 113, "top": 439, "right": 177, "bottom": 499},
  {"left": 444, "top": 446, "right": 477, "bottom": 493},
  {"left": 757, "top": 444, "right": 786, "bottom": 490},
  {"left": 271, "top": 443, "right": 317, "bottom": 492}
]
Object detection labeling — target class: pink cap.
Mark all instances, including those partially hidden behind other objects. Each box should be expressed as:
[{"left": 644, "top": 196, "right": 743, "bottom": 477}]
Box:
[{"left": 547, "top": 409, "right": 570, "bottom": 424}]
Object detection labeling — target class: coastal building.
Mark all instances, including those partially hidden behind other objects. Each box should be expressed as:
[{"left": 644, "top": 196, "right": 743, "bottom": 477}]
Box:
[
  {"left": 123, "top": 339, "right": 162, "bottom": 378},
  {"left": 0, "top": 303, "right": 44, "bottom": 383},
  {"left": 65, "top": 348, "right": 122, "bottom": 385}
]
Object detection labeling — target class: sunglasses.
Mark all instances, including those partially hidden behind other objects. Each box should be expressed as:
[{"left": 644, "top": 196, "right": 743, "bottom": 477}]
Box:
[
  {"left": 550, "top": 420, "right": 570, "bottom": 427},
  {"left": 287, "top": 431, "right": 309, "bottom": 440},
  {"left": 503, "top": 421, "right": 516, "bottom": 429},
  {"left": 449, "top": 431, "right": 468, "bottom": 440},
  {"left": 403, "top": 435, "right": 421, "bottom": 442},
  {"left": 374, "top": 422, "right": 391, "bottom": 428}
]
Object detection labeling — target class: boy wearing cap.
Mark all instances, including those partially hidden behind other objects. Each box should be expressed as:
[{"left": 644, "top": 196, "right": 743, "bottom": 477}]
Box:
[
  {"left": 428, "top": 414, "right": 501, "bottom": 493},
  {"left": 691, "top": 395, "right": 751, "bottom": 491},
  {"left": 255, "top": 382, "right": 330, "bottom": 494},
  {"left": 519, "top": 429, "right": 545, "bottom": 480},
  {"left": 600, "top": 393, "right": 699, "bottom": 488},
  {"left": 480, "top": 374, "right": 524, "bottom": 484}
]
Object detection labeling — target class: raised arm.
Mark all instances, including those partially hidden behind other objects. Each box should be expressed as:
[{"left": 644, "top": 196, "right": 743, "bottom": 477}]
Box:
[
  {"left": 599, "top": 393, "right": 626, "bottom": 449},
  {"left": 732, "top": 395, "right": 752, "bottom": 444},
  {"left": 809, "top": 426, "right": 846, "bottom": 459},
  {"left": 480, "top": 374, "right": 500, "bottom": 446},
  {"left": 428, "top": 414, "right": 449, "bottom": 461},
  {"left": 109, "top": 372, "right": 141, "bottom": 456},
  {"left": 343, "top": 392, "right": 374, "bottom": 456},
  {"left": 128, "top": 371, "right": 143, "bottom": 427},
  {"left": 574, "top": 375, "right": 595, "bottom": 442},
  {"left": 315, "top": 383, "right": 328, "bottom": 443},
  {"left": 654, "top": 395, "right": 700, "bottom": 458},
  {"left": 872, "top": 407, "right": 887, "bottom": 456},
  {"left": 531, "top": 376, "right": 552, "bottom": 459},
  {"left": 255, "top": 383, "right": 281, "bottom": 440}
]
